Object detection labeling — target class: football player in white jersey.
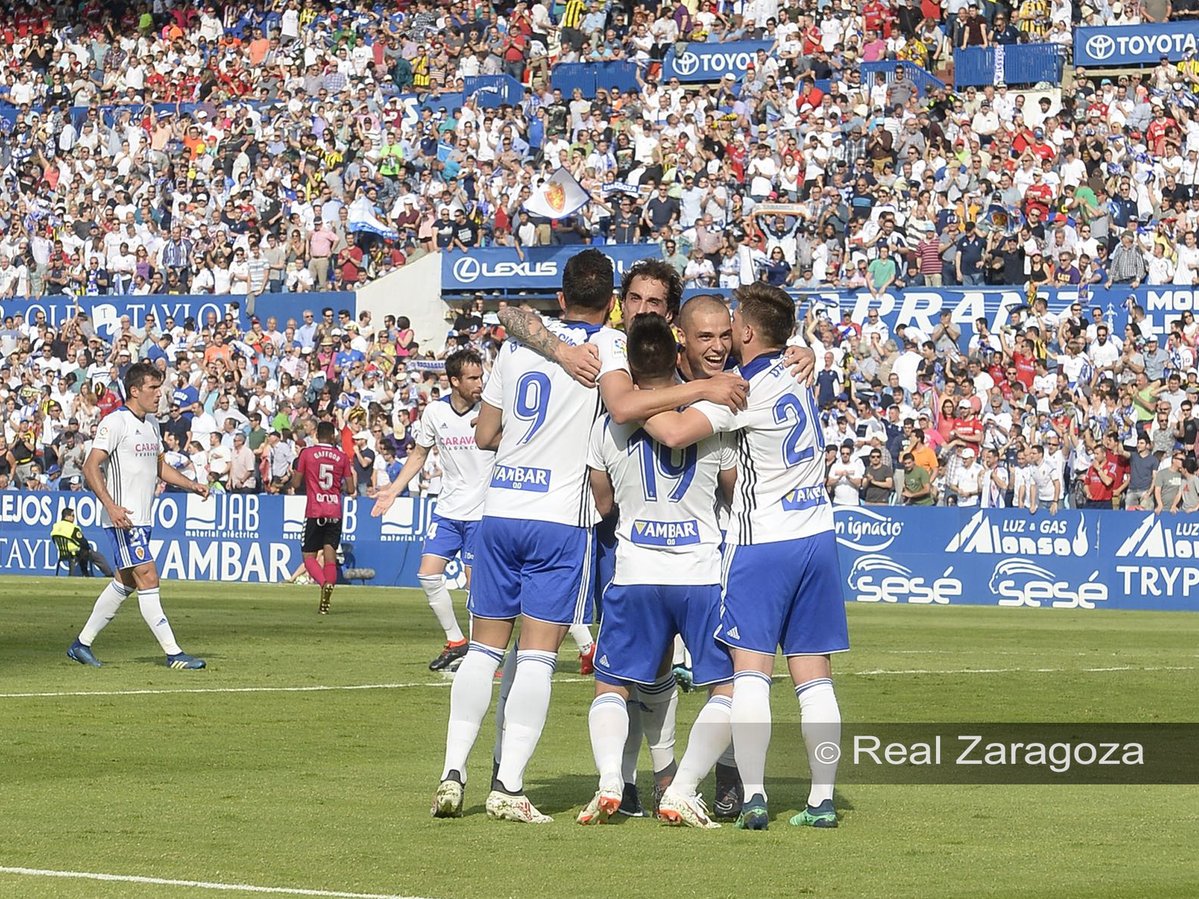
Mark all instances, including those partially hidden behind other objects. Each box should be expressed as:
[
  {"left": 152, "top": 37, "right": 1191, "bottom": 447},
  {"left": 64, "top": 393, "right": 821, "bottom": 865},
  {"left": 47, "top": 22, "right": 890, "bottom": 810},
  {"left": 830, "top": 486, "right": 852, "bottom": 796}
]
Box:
[
  {"left": 579, "top": 313, "right": 738, "bottom": 829},
  {"left": 433, "top": 250, "right": 748, "bottom": 825},
  {"left": 371, "top": 349, "right": 494, "bottom": 671},
  {"left": 644, "top": 283, "right": 849, "bottom": 831},
  {"left": 67, "top": 362, "right": 211, "bottom": 670},
  {"left": 504, "top": 272, "right": 819, "bottom": 810}
]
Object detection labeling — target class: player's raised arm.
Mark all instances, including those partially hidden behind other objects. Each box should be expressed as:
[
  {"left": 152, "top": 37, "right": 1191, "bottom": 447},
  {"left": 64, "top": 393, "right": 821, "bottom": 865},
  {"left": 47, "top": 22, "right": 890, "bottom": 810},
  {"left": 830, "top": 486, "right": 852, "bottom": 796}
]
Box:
[
  {"left": 370, "top": 443, "right": 429, "bottom": 516},
  {"left": 499, "top": 304, "right": 601, "bottom": 387},
  {"left": 600, "top": 366, "right": 747, "bottom": 425},
  {"left": 642, "top": 406, "right": 718, "bottom": 449}
]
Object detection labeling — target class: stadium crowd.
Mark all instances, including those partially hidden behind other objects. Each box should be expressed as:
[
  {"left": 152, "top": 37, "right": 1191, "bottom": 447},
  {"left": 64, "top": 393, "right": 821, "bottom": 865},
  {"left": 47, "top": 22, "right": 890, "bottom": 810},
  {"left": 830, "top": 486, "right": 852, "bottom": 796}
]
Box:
[{"left": 2, "top": 0, "right": 1199, "bottom": 513}]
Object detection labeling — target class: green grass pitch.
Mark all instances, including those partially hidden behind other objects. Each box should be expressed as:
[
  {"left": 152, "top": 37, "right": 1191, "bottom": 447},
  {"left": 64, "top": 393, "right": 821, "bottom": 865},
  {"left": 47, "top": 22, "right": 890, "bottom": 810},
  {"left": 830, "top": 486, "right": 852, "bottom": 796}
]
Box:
[{"left": 2, "top": 577, "right": 1197, "bottom": 899}]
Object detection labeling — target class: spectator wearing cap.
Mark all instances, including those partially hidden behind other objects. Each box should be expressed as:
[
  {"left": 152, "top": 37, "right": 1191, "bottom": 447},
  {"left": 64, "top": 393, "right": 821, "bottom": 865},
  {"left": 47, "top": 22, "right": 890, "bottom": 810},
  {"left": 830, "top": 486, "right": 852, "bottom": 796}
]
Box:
[{"left": 949, "top": 445, "right": 983, "bottom": 506}]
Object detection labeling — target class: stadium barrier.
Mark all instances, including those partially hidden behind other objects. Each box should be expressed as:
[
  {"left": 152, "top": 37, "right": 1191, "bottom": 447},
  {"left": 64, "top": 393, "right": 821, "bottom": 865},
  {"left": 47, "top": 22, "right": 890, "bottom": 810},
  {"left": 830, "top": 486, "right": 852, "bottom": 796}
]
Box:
[
  {"left": 953, "top": 43, "right": 1065, "bottom": 89},
  {"left": 4, "top": 494, "right": 1197, "bottom": 611},
  {"left": 676, "top": 283, "right": 1178, "bottom": 349},
  {"left": 834, "top": 506, "right": 1199, "bottom": 612},
  {"left": 550, "top": 61, "right": 642, "bottom": 99},
  {"left": 462, "top": 75, "right": 525, "bottom": 108},
  {"left": 0, "top": 491, "right": 450, "bottom": 589},
  {"left": 0, "top": 291, "right": 355, "bottom": 338},
  {"left": 859, "top": 61, "right": 946, "bottom": 99},
  {"left": 6, "top": 275, "right": 1187, "bottom": 361}
]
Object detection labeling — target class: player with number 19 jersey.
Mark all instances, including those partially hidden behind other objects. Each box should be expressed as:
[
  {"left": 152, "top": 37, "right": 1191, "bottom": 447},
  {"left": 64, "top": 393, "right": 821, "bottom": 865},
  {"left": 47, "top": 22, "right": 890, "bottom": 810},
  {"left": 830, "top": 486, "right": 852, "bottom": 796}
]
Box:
[
  {"left": 586, "top": 414, "right": 736, "bottom": 687},
  {"left": 589, "top": 417, "right": 733, "bottom": 588}
]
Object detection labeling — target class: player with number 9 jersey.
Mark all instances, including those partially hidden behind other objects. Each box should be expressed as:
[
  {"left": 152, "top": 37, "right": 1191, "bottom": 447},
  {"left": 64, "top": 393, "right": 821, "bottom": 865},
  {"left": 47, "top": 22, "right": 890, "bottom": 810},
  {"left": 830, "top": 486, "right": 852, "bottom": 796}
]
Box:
[
  {"left": 469, "top": 315, "right": 623, "bottom": 628},
  {"left": 477, "top": 319, "right": 624, "bottom": 530}
]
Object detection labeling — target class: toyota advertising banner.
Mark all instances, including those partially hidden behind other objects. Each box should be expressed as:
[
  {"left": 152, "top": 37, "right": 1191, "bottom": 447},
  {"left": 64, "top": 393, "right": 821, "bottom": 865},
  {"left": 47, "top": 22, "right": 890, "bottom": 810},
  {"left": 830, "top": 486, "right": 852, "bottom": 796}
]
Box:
[
  {"left": 1075, "top": 23, "right": 1199, "bottom": 67},
  {"left": 0, "top": 291, "right": 355, "bottom": 338},
  {"left": 661, "top": 40, "right": 773, "bottom": 83}
]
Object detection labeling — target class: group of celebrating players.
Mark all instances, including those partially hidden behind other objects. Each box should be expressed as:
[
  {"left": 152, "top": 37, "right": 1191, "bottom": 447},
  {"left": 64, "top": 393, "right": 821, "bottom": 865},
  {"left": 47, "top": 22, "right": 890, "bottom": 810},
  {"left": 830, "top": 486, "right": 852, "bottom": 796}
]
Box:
[{"left": 64, "top": 251, "right": 847, "bottom": 830}]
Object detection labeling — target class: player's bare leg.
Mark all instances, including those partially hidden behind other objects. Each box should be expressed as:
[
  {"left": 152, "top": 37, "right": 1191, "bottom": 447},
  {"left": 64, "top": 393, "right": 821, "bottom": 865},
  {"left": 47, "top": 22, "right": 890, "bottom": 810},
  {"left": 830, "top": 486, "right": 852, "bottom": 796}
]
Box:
[
  {"left": 579, "top": 678, "right": 631, "bottom": 825},
  {"left": 301, "top": 548, "right": 329, "bottom": 613},
  {"left": 787, "top": 654, "right": 840, "bottom": 828},
  {"left": 318, "top": 543, "right": 338, "bottom": 614},
  {"left": 488, "top": 616, "right": 567, "bottom": 824},
  {"left": 435, "top": 616, "right": 514, "bottom": 818}
]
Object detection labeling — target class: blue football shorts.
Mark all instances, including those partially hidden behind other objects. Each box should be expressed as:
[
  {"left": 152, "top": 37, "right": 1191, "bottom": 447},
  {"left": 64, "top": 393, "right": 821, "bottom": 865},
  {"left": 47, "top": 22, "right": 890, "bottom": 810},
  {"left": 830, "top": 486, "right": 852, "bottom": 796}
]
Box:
[
  {"left": 422, "top": 513, "right": 479, "bottom": 565},
  {"left": 595, "top": 582, "right": 731, "bottom": 687},
  {"left": 106, "top": 526, "right": 154, "bottom": 571},
  {"left": 468, "top": 517, "right": 594, "bottom": 625},
  {"left": 715, "top": 531, "right": 850, "bottom": 657}
]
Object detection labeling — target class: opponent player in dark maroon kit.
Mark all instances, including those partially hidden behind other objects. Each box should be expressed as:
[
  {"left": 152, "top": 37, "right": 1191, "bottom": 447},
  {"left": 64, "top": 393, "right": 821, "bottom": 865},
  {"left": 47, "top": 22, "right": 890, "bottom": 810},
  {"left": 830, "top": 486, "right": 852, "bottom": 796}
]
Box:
[{"left": 290, "top": 421, "right": 356, "bottom": 614}]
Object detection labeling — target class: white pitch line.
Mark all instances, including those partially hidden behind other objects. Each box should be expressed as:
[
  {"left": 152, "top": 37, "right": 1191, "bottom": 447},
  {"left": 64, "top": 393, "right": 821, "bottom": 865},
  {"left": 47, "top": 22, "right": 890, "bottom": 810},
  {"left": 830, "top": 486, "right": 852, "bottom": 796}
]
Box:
[
  {"left": 0, "top": 676, "right": 593, "bottom": 700},
  {"left": 0, "top": 866, "right": 431, "bottom": 899},
  {"left": 853, "top": 665, "right": 1196, "bottom": 676}
]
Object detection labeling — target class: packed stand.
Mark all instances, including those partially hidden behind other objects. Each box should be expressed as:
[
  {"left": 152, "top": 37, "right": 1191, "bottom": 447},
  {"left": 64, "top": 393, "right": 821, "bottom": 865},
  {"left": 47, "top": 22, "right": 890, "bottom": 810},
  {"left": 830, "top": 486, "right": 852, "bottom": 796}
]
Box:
[
  {"left": 2, "top": 0, "right": 1199, "bottom": 511},
  {"left": 0, "top": 297, "right": 513, "bottom": 496},
  {"left": 812, "top": 294, "right": 1199, "bottom": 512}
]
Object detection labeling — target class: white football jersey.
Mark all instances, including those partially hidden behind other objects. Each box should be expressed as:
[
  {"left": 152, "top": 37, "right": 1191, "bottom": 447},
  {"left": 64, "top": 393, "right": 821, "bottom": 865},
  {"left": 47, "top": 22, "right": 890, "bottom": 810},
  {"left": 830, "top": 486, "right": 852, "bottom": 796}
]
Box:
[
  {"left": 481, "top": 319, "right": 626, "bottom": 527},
  {"left": 413, "top": 396, "right": 494, "bottom": 521},
  {"left": 588, "top": 414, "right": 735, "bottom": 586},
  {"left": 694, "top": 351, "right": 832, "bottom": 545},
  {"left": 91, "top": 407, "right": 163, "bottom": 527}
]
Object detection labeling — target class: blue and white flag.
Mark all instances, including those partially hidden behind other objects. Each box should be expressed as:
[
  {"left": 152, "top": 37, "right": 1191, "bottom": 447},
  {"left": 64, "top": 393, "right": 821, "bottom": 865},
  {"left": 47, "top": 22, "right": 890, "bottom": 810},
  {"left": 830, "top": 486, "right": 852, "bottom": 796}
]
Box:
[
  {"left": 602, "top": 181, "right": 641, "bottom": 197},
  {"left": 348, "top": 195, "right": 398, "bottom": 240},
  {"left": 407, "top": 358, "right": 447, "bottom": 373},
  {"left": 523, "top": 166, "right": 591, "bottom": 220}
]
